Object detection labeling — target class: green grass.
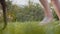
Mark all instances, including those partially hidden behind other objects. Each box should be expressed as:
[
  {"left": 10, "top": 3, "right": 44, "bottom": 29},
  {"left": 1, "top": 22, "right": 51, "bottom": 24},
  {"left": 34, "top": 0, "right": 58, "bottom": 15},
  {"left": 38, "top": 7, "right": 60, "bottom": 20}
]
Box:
[{"left": 0, "top": 21, "right": 60, "bottom": 34}]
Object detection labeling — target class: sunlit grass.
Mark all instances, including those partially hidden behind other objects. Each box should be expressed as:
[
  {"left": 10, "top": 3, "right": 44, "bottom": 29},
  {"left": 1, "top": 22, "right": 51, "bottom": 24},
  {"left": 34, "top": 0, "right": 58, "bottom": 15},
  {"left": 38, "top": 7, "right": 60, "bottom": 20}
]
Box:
[{"left": 0, "top": 21, "right": 60, "bottom": 34}]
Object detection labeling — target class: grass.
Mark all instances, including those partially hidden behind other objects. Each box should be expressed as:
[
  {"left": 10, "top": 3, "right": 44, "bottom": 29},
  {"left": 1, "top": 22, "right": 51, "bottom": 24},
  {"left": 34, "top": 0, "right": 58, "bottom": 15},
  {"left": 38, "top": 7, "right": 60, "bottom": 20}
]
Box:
[{"left": 0, "top": 21, "right": 60, "bottom": 34}]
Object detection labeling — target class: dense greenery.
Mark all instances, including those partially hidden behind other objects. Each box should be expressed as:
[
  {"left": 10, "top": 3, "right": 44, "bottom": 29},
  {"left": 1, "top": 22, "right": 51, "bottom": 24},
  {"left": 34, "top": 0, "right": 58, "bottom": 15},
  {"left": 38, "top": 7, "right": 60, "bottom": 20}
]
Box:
[
  {"left": 0, "top": 0, "right": 58, "bottom": 22},
  {"left": 6, "top": 1, "right": 44, "bottom": 22},
  {"left": 16, "top": 4, "right": 44, "bottom": 22}
]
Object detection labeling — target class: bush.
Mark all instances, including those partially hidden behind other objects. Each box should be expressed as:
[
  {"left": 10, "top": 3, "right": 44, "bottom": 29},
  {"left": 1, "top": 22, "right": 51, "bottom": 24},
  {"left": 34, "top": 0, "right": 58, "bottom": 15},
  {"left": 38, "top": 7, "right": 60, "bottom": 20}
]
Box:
[{"left": 16, "top": 3, "right": 44, "bottom": 22}]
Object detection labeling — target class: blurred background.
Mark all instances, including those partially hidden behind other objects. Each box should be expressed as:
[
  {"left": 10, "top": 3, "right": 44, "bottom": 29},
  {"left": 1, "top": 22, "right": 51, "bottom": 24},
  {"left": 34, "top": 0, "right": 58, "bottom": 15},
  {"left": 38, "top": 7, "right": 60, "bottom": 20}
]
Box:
[
  {"left": 0, "top": 0, "right": 60, "bottom": 34},
  {"left": 0, "top": 0, "right": 58, "bottom": 22}
]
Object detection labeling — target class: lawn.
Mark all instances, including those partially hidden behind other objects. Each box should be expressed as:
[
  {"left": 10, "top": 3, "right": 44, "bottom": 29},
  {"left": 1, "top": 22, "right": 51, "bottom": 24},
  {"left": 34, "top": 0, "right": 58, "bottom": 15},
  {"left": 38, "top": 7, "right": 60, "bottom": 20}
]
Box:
[{"left": 0, "top": 21, "right": 60, "bottom": 34}]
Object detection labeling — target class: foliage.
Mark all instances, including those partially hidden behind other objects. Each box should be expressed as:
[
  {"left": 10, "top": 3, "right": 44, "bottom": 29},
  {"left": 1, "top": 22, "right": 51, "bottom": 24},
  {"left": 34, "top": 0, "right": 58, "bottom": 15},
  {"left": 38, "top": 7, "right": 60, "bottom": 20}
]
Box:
[
  {"left": 16, "top": 3, "right": 44, "bottom": 22},
  {"left": 0, "top": 0, "right": 58, "bottom": 22},
  {"left": 52, "top": 9, "right": 59, "bottom": 20}
]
